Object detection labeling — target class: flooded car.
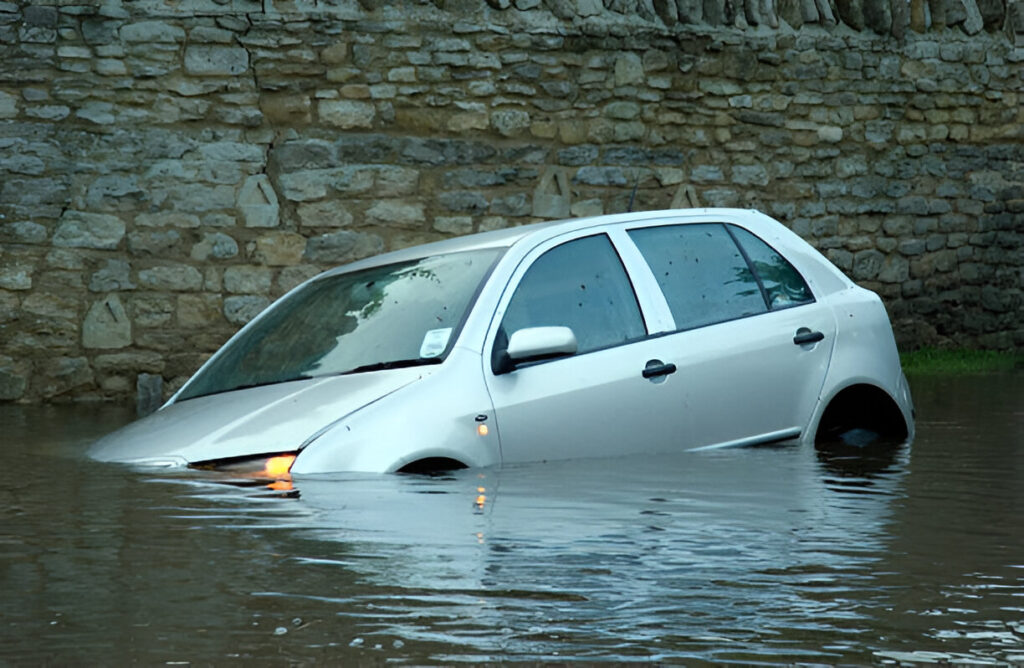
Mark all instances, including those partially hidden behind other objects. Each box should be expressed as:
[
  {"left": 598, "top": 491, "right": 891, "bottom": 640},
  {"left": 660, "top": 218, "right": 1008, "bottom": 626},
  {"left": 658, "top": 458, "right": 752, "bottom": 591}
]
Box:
[{"left": 91, "top": 208, "right": 915, "bottom": 476}]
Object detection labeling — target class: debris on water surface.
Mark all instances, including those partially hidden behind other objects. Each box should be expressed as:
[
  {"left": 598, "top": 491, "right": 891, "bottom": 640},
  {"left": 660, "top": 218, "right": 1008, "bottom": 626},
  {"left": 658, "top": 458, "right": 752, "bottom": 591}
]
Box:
[
  {"left": 273, "top": 626, "right": 288, "bottom": 636},
  {"left": 349, "top": 637, "right": 364, "bottom": 647}
]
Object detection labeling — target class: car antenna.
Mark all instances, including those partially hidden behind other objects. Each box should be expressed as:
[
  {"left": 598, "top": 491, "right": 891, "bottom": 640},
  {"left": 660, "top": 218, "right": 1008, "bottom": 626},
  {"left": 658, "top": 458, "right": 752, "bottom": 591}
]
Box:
[{"left": 626, "top": 175, "right": 639, "bottom": 212}]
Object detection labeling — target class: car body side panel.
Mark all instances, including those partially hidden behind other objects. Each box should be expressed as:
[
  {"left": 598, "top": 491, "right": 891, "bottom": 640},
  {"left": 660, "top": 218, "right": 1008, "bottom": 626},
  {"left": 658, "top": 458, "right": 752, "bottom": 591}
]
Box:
[
  {"left": 486, "top": 338, "right": 694, "bottom": 464},
  {"left": 641, "top": 302, "right": 837, "bottom": 449},
  {"left": 290, "top": 350, "right": 500, "bottom": 473},
  {"left": 804, "top": 286, "right": 915, "bottom": 442}
]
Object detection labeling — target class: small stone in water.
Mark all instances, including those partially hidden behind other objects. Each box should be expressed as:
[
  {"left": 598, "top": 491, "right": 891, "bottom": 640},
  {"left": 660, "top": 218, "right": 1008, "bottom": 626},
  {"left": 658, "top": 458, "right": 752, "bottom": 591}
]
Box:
[
  {"left": 349, "top": 637, "right": 364, "bottom": 647},
  {"left": 274, "top": 627, "right": 288, "bottom": 636},
  {"left": 292, "top": 617, "right": 302, "bottom": 627}
]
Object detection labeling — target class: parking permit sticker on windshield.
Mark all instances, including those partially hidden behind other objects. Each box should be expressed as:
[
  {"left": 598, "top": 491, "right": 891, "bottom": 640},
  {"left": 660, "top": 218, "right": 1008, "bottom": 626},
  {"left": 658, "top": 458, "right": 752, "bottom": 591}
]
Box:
[{"left": 419, "top": 328, "right": 452, "bottom": 358}]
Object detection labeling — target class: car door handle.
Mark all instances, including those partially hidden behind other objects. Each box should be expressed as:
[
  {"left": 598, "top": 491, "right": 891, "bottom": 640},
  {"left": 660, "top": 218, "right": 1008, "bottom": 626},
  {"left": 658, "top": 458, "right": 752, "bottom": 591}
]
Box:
[
  {"left": 793, "top": 328, "right": 825, "bottom": 345},
  {"left": 642, "top": 360, "right": 677, "bottom": 379}
]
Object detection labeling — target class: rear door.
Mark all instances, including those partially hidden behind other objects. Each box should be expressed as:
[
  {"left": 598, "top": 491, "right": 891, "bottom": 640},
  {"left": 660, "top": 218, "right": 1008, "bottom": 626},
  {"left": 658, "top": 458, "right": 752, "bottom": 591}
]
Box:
[{"left": 624, "top": 221, "right": 836, "bottom": 449}]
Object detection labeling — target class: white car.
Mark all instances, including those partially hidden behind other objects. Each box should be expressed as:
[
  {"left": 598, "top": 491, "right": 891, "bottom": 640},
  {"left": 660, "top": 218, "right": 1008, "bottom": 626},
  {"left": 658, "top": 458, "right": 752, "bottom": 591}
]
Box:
[{"left": 91, "top": 208, "right": 915, "bottom": 477}]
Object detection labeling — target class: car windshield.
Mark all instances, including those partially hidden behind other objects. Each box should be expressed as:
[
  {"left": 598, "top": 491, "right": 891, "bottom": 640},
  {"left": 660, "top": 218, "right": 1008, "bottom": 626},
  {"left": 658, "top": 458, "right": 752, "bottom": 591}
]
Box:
[{"left": 176, "top": 248, "right": 503, "bottom": 401}]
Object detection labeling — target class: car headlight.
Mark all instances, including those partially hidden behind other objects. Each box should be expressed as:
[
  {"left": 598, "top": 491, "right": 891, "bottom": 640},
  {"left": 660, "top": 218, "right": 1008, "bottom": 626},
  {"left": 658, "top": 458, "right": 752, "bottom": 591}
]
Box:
[{"left": 189, "top": 452, "right": 297, "bottom": 478}]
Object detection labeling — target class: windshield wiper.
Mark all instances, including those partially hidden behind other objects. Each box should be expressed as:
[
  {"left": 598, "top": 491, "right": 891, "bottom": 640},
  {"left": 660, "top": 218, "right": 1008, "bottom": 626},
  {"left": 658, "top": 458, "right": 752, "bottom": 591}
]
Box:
[{"left": 341, "top": 358, "right": 443, "bottom": 375}]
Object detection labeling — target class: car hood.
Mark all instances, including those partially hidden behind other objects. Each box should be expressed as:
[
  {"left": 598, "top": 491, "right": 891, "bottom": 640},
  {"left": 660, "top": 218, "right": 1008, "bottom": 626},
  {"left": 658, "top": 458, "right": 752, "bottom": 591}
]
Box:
[{"left": 89, "top": 368, "right": 429, "bottom": 466}]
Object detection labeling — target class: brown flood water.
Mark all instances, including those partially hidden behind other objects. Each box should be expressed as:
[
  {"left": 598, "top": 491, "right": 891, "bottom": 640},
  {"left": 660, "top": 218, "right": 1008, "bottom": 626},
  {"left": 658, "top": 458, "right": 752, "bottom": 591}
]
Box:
[{"left": 2, "top": 373, "right": 1022, "bottom": 664}]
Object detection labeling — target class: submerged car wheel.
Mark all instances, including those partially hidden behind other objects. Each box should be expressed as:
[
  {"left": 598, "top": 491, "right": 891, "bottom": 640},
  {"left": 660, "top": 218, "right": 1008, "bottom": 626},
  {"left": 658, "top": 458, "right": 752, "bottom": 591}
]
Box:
[
  {"left": 397, "top": 457, "right": 468, "bottom": 475},
  {"left": 815, "top": 384, "right": 909, "bottom": 448}
]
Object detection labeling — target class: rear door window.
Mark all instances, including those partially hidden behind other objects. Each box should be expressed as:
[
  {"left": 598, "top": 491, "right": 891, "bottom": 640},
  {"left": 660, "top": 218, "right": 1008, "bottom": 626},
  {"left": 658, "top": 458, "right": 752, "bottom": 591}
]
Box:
[
  {"left": 628, "top": 223, "right": 767, "bottom": 331},
  {"left": 498, "top": 234, "right": 646, "bottom": 355}
]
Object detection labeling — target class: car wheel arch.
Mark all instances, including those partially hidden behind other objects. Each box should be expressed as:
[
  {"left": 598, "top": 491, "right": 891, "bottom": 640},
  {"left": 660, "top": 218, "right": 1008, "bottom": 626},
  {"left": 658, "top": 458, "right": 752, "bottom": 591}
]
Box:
[
  {"left": 395, "top": 456, "right": 469, "bottom": 474},
  {"left": 813, "top": 382, "right": 909, "bottom": 446}
]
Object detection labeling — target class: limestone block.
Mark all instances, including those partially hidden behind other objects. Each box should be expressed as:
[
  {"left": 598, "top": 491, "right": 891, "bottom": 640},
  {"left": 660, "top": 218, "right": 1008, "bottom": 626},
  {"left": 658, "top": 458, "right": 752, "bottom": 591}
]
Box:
[
  {"left": 120, "top": 21, "right": 185, "bottom": 43},
  {"left": 533, "top": 167, "right": 571, "bottom": 219},
  {"left": 491, "top": 109, "right": 532, "bottom": 137},
  {"left": 83, "top": 295, "right": 131, "bottom": 349},
  {"left": 130, "top": 296, "right": 174, "bottom": 328},
  {"left": 90, "top": 259, "right": 136, "bottom": 292},
  {"left": 835, "top": 0, "right": 866, "bottom": 27},
  {"left": 189, "top": 26, "right": 234, "bottom": 44},
  {"left": 373, "top": 166, "right": 419, "bottom": 196},
  {"left": 0, "top": 355, "right": 30, "bottom": 401},
  {"left": 261, "top": 93, "right": 311, "bottom": 124},
  {"left": 960, "top": 0, "right": 985, "bottom": 33},
  {"left": 190, "top": 232, "right": 239, "bottom": 261},
  {"left": 366, "top": 200, "right": 426, "bottom": 228},
  {"left": 53, "top": 211, "right": 125, "bottom": 250},
  {"left": 23, "top": 293, "right": 78, "bottom": 319},
  {"left": 24, "top": 5, "right": 57, "bottom": 27},
  {"left": 255, "top": 232, "right": 306, "bottom": 266},
  {"left": 223, "top": 265, "right": 273, "bottom": 294},
  {"left": 731, "top": 164, "right": 770, "bottom": 186},
  {"left": 223, "top": 295, "right": 271, "bottom": 325},
  {"left": 439, "top": 190, "right": 490, "bottom": 214},
  {"left": 319, "top": 100, "right": 376, "bottom": 129},
  {"left": 238, "top": 175, "right": 280, "bottom": 228},
  {"left": 177, "top": 294, "right": 223, "bottom": 328},
  {"left": 433, "top": 216, "right": 474, "bottom": 235},
  {"left": 571, "top": 199, "right": 605, "bottom": 217},
  {"left": 778, "top": 0, "right": 805, "bottom": 25},
  {"left": 818, "top": 126, "right": 844, "bottom": 143},
  {"left": 1, "top": 221, "right": 47, "bottom": 244},
  {"left": 448, "top": 112, "right": 489, "bottom": 132},
  {"left": 614, "top": 52, "right": 644, "bottom": 86},
  {"left": 278, "top": 265, "right": 322, "bottom": 293},
  {"left": 136, "top": 212, "right": 201, "bottom": 228},
  {"left": 297, "top": 200, "right": 355, "bottom": 228},
  {"left": 128, "top": 230, "right": 182, "bottom": 256},
  {"left": 575, "top": 166, "right": 628, "bottom": 186},
  {"left": 138, "top": 265, "right": 204, "bottom": 291},
  {"left": 604, "top": 101, "right": 641, "bottom": 120},
  {"left": 185, "top": 45, "right": 249, "bottom": 76},
  {"left": 671, "top": 184, "right": 702, "bottom": 208},
  {"left": 200, "top": 142, "right": 265, "bottom": 163},
  {"left": 82, "top": 18, "right": 118, "bottom": 45},
  {"left": 0, "top": 90, "right": 17, "bottom": 119},
  {"left": 36, "top": 356, "right": 94, "bottom": 398},
  {"left": 691, "top": 165, "right": 724, "bottom": 182},
  {"left": 489, "top": 193, "right": 530, "bottom": 217},
  {"left": 74, "top": 101, "right": 114, "bottom": 126},
  {"left": 303, "top": 230, "right": 385, "bottom": 265},
  {"left": 46, "top": 250, "right": 84, "bottom": 271},
  {"left": 0, "top": 290, "right": 17, "bottom": 323}
]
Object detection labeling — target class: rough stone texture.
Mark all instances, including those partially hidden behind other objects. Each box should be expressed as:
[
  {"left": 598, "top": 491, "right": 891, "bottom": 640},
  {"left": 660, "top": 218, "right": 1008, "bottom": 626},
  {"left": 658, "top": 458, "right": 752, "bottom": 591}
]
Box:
[
  {"left": 0, "top": 0, "right": 1020, "bottom": 404},
  {"left": 82, "top": 295, "right": 132, "bottom": 349}
]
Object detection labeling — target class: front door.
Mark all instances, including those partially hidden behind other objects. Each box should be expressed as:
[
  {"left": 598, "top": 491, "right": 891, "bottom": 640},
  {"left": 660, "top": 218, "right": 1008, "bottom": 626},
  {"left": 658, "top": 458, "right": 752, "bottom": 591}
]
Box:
[{"left": 483, "top": 233, "right": 682, "bottom": 464}]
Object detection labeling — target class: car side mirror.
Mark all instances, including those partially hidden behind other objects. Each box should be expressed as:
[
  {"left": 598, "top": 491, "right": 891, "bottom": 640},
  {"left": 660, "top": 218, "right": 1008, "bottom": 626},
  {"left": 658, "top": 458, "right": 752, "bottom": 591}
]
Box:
[{"left": 495, "top": 326, "right": 578, "bottom": 374}]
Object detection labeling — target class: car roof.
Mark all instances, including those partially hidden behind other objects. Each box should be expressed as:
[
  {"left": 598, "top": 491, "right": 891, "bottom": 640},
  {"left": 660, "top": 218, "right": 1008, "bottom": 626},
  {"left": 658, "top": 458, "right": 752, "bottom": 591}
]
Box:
[{"left": 318, "top": 208, "right": 766, "bottom": 276}]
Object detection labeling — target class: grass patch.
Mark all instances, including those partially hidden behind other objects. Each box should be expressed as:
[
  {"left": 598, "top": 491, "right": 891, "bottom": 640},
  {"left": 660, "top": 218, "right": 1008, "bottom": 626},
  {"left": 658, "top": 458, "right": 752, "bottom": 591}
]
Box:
[{"left": 900, "top": 347, "right": 1024, "bottom": 375}]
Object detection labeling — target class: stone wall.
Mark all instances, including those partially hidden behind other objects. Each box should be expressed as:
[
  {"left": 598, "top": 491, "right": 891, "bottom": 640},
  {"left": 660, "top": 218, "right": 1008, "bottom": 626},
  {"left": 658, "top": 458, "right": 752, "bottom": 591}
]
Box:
[{"left": 0, "top": 0, "right": 1022, "bottom": 404}]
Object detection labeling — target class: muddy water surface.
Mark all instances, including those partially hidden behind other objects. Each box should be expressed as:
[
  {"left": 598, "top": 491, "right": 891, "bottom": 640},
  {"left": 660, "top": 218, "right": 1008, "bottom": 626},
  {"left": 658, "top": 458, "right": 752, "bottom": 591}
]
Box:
[{"left": 2, "top": 373, "right": 1022, "bottom": 664}]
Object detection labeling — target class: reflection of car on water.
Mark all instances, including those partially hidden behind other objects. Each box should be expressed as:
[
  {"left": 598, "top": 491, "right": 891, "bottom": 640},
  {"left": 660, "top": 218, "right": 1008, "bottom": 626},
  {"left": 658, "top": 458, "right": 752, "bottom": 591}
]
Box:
[{"left": 91, "top": 208, "right": 915, "bottom": 476}]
